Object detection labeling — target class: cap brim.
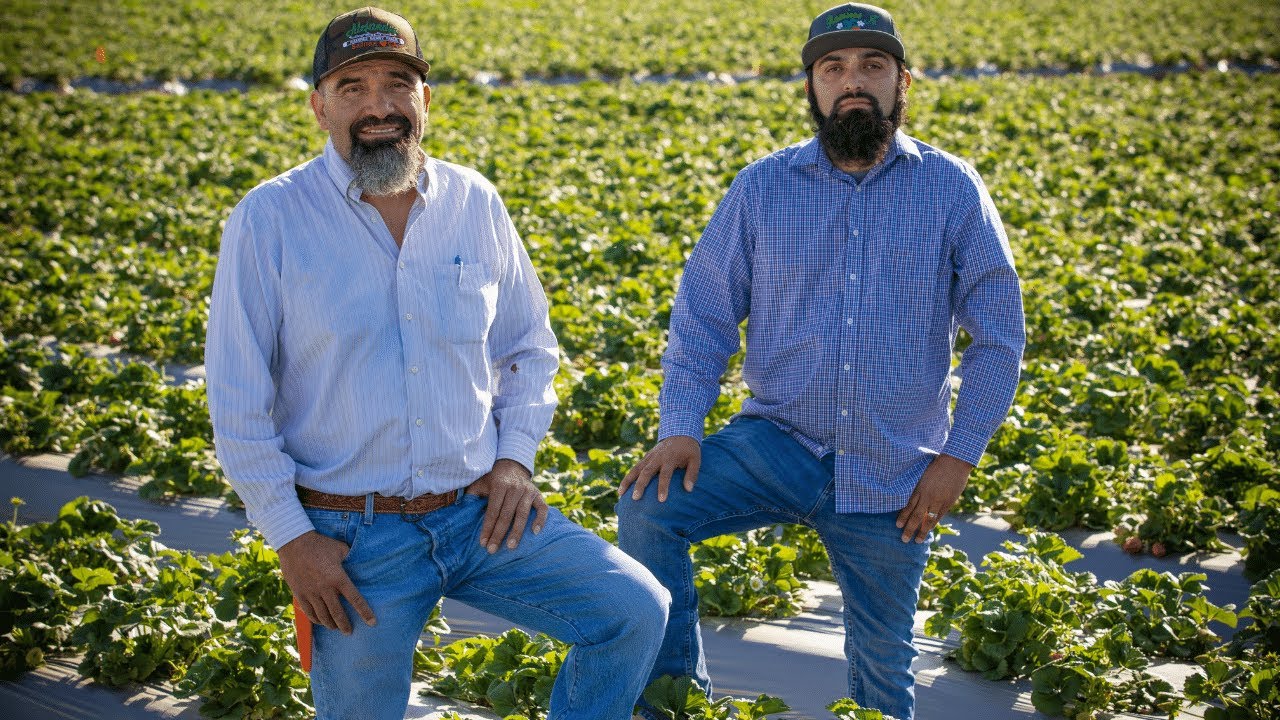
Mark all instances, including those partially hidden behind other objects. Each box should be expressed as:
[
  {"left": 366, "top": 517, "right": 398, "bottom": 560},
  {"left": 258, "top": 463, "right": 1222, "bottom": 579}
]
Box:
[
  {"left": 314, "top": 52, "right": 432, "bottom": 87},
  {"left": 802, "top": 31, "right": 905, "bottom": 68}
]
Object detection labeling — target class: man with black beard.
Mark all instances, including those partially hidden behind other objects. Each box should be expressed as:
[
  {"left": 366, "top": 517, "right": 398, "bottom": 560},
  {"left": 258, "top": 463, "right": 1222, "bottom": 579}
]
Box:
[
  {"left": 206, "top": 7, "right": 668, "bottom": 719},
  {"left": 617, "top": 5, "right": 1025, "bottom": 718}
]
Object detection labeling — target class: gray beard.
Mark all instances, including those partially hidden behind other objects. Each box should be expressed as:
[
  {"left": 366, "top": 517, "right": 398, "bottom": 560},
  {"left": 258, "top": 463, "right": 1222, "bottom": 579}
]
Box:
[{"left": 350, "top": 140, "right": 423, "bottom": 196}]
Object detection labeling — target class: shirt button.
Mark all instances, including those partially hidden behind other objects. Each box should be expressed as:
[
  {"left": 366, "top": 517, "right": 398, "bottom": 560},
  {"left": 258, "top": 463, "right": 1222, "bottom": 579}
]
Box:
[
  {"left": 844, "top": 363, "right": 851, "bottom": 371},
  {"left": 398, "top": 261, "right": 406, "bottom": 269},
  {"left": 849, "top": 273, "right": 857, "bottom": 281},
  {"left": 846, "top": 318, "right": 853, "bottom": 325},
  {"left": 404, "top": 313, "right": 413, "bottom": 321},
  {"left": 838, "top": 449, "right": 846, "bottom": 455},
  {"left": 410, "top": 365, "right": 420, "bottom": 374},
  {"left": 852, "top": 229, "right": 860, "bottom": 237},
  {"left": 415, "top": 418, "right": 424, "bottom": 426},
  {"left": 415, "top": 468, "right": 424, "bottom": 477},
  {"left": 842, "top": 410, "right": 848, "bottom": 417}
]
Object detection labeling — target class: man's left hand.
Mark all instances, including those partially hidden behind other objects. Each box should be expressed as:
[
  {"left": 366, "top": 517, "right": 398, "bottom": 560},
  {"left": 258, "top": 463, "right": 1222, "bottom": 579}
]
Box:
[
  {"left": 466, "top": 458, "right": 548, "bottom": 553},
  {"left": 895, "top": 454, "right": 974, "bottom": 543}
]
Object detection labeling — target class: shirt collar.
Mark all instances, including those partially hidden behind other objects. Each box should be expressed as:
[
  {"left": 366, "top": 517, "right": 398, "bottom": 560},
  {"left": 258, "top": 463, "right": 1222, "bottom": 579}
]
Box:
[
  {"left": 790, "top": 129, "right": 923, "bottom": 176},
  {"left": 322, "top": 137, "right": 433, "bottom": 202}
]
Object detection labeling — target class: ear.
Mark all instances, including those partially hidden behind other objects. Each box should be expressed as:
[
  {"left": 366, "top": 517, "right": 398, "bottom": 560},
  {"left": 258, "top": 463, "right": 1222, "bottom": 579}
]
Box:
[
  {"left": 310, "top": 89, "right": 330, "bottom": 132},
  {"left": 422, "top": 83, "right": 432, "bottom": 112},
  {"left": 902, "top": 68, "right": 913, "bottom": 90}
]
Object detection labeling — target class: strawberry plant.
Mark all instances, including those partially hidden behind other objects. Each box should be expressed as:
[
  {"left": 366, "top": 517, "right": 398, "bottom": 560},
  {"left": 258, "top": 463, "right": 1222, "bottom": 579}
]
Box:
[
  {"left": 421, "top": 628, "right": 565, "bottom": 719},
  {"left": 828, "top": 698, "right": 896, "bottom": 719},
  {"left": 1007, "top": 435, "right": 1126, "bottom": 531},
  {"left": 1238, "top": 484, "right": 1280, "bottom": 582},
  {"left": 691, "top": 531, "right": 804, "bottom": 618},
  {"left": 641, "top": 675, "right": 789, "bottom": 719},
  {"left": 1111, "top": 460, "right": 1232, "bottom": 554},
  {"left": 1030, "top": 626, "right": 1181, "bottom": 719},
  {"left": 1086, "top": 570, "right": 1237, "bottom": 659},
  {"left": 917, "top": 526, "right": 975, "bottom": 611},
  {"left": 1185, "top": 571, "right": 1280, "bottom": 720},
  {"left": 173, "top": 613, "right": 312, "bottom": 719},
  {"left": 924, "top": 532, "right": 1098, "bottom": 681}
]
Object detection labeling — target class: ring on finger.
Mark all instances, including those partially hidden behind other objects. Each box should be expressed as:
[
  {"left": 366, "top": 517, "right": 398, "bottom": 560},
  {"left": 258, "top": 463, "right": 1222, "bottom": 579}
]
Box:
[{"left": 925, "top": 511, "right": 939, "bottom": 519}]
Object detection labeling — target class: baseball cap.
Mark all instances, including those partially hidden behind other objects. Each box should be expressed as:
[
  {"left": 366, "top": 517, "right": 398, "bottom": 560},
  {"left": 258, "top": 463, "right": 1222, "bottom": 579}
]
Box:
[
  {"left": 313, "top": 7, "right": 432, "bottom": 87},
  {"left": 802, "top": 3, "right": 906, "bottom": 69}
]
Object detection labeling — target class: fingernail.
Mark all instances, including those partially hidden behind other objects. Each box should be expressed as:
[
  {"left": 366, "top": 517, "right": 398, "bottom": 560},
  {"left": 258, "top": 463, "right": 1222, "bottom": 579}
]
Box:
[
  {"left": 632, "top": 490, "right": 641, "bottom": 500},
  {"left": 488, "top": 543, "right": 498, "bottom": 553},
  {"left": 533, "top": 525, "right": 542, "bottom": 534},
  {"left": 508, "top": 540, "right": 516, "bottom": 549},
  {"left": 658, "top": 492, "right": 666, "bottom": 502}
]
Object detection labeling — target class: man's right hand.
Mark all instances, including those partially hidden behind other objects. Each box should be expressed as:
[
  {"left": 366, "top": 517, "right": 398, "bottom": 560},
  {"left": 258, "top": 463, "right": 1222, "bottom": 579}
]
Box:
[
  {"left": 278, "top": 530, "right": 376, "bottom": 635},
  {"left": 619, "top": 435, "right": 701, "bottom": 502}
]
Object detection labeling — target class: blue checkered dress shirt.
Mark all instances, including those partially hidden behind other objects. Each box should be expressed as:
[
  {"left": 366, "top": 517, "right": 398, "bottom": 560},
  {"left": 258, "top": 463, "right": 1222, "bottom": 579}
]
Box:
[{"left": 658, "top": 131, "right": 1026, "bottom": 513}]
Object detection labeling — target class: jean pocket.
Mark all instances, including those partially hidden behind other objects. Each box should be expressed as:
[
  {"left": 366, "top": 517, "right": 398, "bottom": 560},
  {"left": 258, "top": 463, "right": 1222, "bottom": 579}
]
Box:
[
  {"left": 435, "top": 263, "right": 498, "bottom": 344},
  {"left": 304, "top": 507, "right": 360, "bottom": 553}
]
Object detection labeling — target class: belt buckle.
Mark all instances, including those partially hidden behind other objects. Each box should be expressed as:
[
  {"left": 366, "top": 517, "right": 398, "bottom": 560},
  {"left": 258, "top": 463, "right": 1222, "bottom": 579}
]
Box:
[{"left": 399, "top": 496, "right": 412, "bottom": 522}]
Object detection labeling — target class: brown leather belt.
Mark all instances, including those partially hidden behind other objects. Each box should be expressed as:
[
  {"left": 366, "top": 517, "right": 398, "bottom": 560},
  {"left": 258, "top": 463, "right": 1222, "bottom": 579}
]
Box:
[{"left": 297, "top": 487, "right": 458, "bottom": 515}]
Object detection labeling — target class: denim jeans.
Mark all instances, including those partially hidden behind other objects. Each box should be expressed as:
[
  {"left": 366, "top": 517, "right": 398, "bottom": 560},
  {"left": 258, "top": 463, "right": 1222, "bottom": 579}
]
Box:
[
  {"left": 616, "top": 417, "right": 929, "bottom": 720},
  {"left": 305, "top": 491, "right": 669, "bottom": 720}
]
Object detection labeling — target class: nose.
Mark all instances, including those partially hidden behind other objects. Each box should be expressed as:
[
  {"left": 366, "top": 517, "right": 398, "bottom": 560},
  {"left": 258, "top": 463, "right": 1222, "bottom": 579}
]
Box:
[{"left": 363, "top": 86, "right": 398, "bottom": 117}]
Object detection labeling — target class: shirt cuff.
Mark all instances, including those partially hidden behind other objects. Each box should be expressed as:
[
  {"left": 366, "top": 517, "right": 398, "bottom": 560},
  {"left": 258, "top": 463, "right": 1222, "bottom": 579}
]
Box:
[
  {"left": 657, "top": 414, "right": 705, "bottom": 444},
  {"left": 252, "top": 498, "right": 316, "bottom": 551},
  {"left": 497, "top": 430, "right": 540, "bottom": 477},
  {"left": 940, "top": 427, "right": 989, "bottom": 468}
]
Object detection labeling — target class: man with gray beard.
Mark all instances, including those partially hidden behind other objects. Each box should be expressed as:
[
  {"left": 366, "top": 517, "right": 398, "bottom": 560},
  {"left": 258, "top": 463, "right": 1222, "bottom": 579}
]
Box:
[
  {"left": 205, "top": 7, "right": 668, "bottom": 719},
  {"left": 617, "top": 4, "right": 1025, "bottom": 719}
]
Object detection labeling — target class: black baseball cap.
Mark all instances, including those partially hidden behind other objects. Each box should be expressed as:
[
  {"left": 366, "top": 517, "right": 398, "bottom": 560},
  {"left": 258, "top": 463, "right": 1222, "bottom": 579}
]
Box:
[
  {"left": 802, "top": 3, "right": 906, "bottom": 69},
  {"left": 313, "top": 7, "right": 432, "bottom": 87}
]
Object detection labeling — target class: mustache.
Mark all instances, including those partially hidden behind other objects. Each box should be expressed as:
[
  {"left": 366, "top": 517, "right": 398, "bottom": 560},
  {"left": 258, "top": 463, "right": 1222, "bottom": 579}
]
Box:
[
  {"left": 831, "top": 91, "right": 882, "bottom": 117},
  {"left": 350, "top": 114, "right": 412, "bottom": 144}
]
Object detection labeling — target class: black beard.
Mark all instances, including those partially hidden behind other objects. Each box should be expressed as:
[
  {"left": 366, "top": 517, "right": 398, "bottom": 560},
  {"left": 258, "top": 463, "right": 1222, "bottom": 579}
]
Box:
[
  {"left": 348, "top": 114, "right": 422, "bottom": 196},
  {"left": 808, "top": 84, "right": 904, "bottom": 169}
]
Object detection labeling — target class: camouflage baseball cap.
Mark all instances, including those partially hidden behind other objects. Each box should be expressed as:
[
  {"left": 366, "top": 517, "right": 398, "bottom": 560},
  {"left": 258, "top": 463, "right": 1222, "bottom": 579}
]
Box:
[
  {"left": 802, "top": 3, "right": 906, "bottom": 69},
  {"left": 312, "top": 7, "right": 432, "bottom": 87}
]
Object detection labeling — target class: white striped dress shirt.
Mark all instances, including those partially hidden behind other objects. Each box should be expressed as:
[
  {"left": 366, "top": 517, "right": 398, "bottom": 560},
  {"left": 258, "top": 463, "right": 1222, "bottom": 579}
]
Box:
[{"left": 206, "top": 139, "right": 558, "bottom": 549}]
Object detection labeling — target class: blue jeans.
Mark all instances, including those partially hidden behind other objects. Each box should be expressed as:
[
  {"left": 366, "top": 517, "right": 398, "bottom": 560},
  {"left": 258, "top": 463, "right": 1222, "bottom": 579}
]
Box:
[
  {"left": 305, "top": 492, "right": 669, "bottom": 720},
  {"left": 616, "top": 417, "right": 929, "bottom": 720}
]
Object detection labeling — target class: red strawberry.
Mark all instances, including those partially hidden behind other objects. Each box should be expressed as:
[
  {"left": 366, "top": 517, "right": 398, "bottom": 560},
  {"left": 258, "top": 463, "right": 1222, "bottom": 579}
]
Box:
[
  {"left": 1122, "top": 537, "right": 1143, "bottom": 554},
  {"left": 1151, "top": 542, "right": 1168, "bottom": 558}
]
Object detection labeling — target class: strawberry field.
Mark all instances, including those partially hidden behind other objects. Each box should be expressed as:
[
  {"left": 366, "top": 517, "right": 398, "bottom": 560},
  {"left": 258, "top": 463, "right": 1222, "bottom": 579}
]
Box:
[{"left": 3, "top": 1, "right": 1280, "bottom": 718}]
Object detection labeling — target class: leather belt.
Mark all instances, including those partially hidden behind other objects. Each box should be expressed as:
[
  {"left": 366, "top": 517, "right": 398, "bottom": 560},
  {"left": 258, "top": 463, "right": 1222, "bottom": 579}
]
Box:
[{"left": 297, "top": 487, "right": 458, "bottom": 515}]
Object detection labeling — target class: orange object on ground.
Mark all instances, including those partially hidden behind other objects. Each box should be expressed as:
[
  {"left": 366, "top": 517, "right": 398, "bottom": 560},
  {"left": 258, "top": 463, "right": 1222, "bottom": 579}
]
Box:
[{"left": 292, "top": 598, "right": 313, "bottom": 672}]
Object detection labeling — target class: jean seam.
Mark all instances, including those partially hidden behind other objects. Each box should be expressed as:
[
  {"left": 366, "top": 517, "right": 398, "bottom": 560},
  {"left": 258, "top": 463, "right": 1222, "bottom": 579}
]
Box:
[
  {"left": 681, "top": 506, "right": 805, "bottom": 539},
  {"left": 455, "top": 580, "right": 589, "bottom": 645},
  {"left": 827, "top": 554, "right": 862, "bottom": 702},
  {"left": 800, "top": 479, "right": 837, "bottom": 525}
]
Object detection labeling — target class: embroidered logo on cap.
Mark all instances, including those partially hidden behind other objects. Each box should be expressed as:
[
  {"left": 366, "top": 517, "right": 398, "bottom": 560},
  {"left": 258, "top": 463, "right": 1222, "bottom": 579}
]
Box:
[
  {"left": 343, "top": 20, "right": 405, "bottom": 50},
  {"left": 827, "top": 11, "right": 879, "bottom": 30}
]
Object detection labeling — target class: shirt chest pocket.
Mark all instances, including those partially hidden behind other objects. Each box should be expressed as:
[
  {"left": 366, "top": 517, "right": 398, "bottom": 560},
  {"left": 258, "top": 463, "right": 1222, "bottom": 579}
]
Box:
[{"left": 434, "top": 263, "right": 499, "bottom": 344}]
